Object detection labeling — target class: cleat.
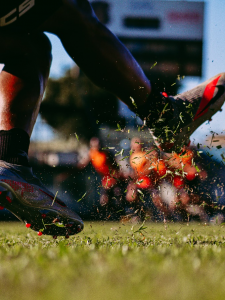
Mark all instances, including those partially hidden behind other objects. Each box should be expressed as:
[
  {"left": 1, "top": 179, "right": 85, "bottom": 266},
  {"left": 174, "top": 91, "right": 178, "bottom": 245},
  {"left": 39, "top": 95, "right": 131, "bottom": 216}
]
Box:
[
  {"left": 66, "top": 224, "right": 73, "bottom": 228},
  {"left": 37, "top": 231, "right": 43, "bottom": 236},
  {"left": 0, "top": 206, "right": 4, "bottom": 210},
  {"left": 53, "top": 235, "right": 57, "bottom": 239},
  {"left": 162, "top": 92, "right": 168, "bottom": 98},
  {"left": 140, "top": 73, "right": 225, "bottom": 152},
  {"left": 77, "top": 225, "right": 82, "bottom": 232},
  {"left": 0, "top": 161, "right": 84, "bottom": 236},
  {"left": 26, "top": 223, "right": 31, "bottom": 228},
  {"left": 65, "top": 235, "right": 70, "bottom": 239},
  {"left": 53, "top": 218, "right": 60, "bottom": 223},
  {"left": 6, "top": 196, "right": 12, "bottom": 203}
]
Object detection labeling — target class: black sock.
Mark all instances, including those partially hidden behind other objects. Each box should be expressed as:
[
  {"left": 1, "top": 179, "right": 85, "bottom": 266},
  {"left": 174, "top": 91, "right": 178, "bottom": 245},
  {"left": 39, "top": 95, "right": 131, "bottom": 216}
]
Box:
[{"left": 0, "top": 129, "right": 30, "bottom": 167}]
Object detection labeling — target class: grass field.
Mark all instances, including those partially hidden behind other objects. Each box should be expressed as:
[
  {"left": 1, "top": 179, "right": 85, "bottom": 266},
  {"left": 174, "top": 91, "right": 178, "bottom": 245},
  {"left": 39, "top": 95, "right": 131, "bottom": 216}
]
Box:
[{"left": 1, "top": 221, "right": 225, "bottom": 300}]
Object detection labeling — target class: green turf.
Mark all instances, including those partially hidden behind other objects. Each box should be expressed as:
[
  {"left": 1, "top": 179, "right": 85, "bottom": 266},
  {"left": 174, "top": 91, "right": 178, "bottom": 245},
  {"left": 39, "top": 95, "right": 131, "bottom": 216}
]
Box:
[{"left": 1, "top": 221, "right": 225, "bottom": 300}]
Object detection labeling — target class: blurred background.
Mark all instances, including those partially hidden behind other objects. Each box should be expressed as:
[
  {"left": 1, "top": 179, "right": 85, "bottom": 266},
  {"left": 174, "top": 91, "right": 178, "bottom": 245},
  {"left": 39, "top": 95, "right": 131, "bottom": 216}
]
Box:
[{"left": 3, "top": 0, "right": 225, "bottom": 222}]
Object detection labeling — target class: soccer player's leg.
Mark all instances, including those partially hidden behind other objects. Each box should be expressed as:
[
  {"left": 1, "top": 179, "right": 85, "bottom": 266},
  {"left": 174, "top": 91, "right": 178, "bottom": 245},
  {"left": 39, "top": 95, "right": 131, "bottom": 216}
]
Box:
[
  {"left": 2, "top": 1, "right": 224, "bottom": 154},
  {"left": 0, "top": 32, "right": 51, "bottom": 136},
  {"left": 0, "top": 32, "right": 83, "bottom": 237},
  {"left": 39, "top": 2, "right": 225, "bottom": 153},
  {"left": 39, "top": 0, "right": 151, "bottom": 108}
]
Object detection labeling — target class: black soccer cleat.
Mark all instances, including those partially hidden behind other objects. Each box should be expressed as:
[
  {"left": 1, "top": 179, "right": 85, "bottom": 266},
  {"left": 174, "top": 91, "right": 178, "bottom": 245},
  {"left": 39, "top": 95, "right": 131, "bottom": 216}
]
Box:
[
  {"left": 0, "top": 161, "right": 84, "bottom": 236},
  {"left": 144, "top": 73, "right": 225, "bottom": 152}
]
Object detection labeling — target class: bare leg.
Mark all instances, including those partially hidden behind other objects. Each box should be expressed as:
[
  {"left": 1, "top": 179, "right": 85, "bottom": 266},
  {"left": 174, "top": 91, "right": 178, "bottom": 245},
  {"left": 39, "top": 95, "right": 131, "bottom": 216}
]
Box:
[
  {"left": 0, "top": 31, "right": 84, "bottom": 236},
  {"left": 40, "top": 0, "right": 151, "bottom": 108},
  {"left": 0, "top": 33, "right": 52, "bottom": 135}
]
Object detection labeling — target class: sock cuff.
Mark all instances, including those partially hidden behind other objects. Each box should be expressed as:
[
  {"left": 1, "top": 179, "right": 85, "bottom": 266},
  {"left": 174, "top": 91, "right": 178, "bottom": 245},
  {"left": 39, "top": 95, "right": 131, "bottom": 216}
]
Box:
[
  {"left": 0, "top": 129, "right": 30, "bottom": 166},
  {"left": 0, "top": 128, "right": 30, "bottom": 152}
]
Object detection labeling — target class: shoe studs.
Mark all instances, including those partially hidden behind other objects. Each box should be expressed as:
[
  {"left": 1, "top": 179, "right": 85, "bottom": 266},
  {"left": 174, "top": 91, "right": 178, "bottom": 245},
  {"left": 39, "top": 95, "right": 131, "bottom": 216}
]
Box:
[
  {"left": 6, "top": 196, "right": 12, "bottom": 203},
  {"left": 65, "top": 234, "right": 70, "bottom": 239},
  {"left": 0, "top": 206, "right": 4, "bottom": 210},
  {"left": 53, "top": 235, "right": 57, "bottom": 239},
  {"left": 162, "top": 92, "right": 168, "bottom": 98},
  {"left": 77, "top": 225, "right": 82, "bottom": 233},
  {"left": 53, "top": 218, "right": 60, "bottom": 223},
  {"left": 41, "top": 214, "right": 47, "bottom": 219},
  {"left": 37, "top": 231, "right": 43, "bottom": 236},
  {"left": 26, "top": 223, "right": 31, "bottom": 228}
]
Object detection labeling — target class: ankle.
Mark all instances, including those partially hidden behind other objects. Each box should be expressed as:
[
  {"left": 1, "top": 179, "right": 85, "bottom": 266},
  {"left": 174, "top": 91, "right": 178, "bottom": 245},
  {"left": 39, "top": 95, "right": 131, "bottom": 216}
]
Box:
[{"left": 136, "top": 90, "right": 175, "bottom": 129}]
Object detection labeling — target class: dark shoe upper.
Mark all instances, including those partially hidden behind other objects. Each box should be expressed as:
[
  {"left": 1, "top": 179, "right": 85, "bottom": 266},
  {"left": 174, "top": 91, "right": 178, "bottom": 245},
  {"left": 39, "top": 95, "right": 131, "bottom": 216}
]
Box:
[
  {"left": 137, "top": 73, "right": 225, "bottom": 152},
  {"left": 0, "top": 161, "right": 84, "bottom": 235}
]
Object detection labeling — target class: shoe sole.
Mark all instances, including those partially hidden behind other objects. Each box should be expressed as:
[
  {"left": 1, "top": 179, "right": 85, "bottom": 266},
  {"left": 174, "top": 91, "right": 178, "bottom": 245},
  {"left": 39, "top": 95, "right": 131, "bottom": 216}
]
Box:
[{"left": 0, "top": 181, "right": 84, "bottom": 237}]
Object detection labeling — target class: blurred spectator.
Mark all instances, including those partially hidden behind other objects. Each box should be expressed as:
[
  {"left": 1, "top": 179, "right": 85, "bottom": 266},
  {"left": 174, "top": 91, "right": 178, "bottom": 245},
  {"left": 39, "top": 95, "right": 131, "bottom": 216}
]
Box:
[
  {"left": 83, "top": 136, "right": 219, "bottom": 222},
  {"left": 89, "top": 137, "right": 126, "bottom": 219},
  {"left": 127, "top": 137, "right": 158, "bottom": 201},
  {"left": 152, "top": 148, "right": 211, "bottom": 221}
]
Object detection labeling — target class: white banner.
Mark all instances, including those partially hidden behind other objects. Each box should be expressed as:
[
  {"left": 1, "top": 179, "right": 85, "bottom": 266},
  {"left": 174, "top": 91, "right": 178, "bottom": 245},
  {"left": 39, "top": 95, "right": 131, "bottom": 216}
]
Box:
[{"left": 90, "top": 0, "right": 204, "bottom": 40}]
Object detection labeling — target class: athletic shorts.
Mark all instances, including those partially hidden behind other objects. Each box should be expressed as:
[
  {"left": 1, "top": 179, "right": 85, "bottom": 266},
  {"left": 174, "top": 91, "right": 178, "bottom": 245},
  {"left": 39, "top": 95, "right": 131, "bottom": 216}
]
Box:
[{"left": 0, "top": 0, "right": 63, "bottom": 33}]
